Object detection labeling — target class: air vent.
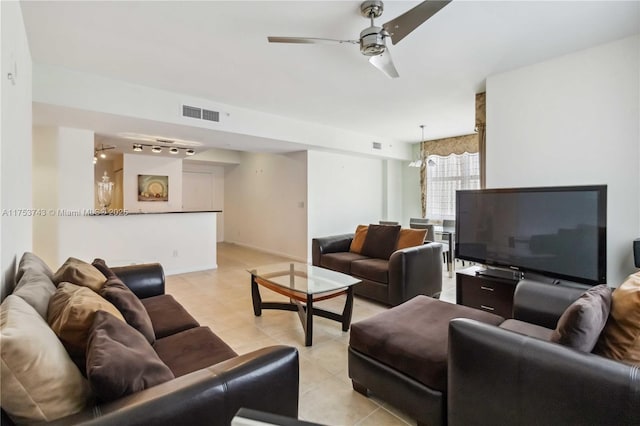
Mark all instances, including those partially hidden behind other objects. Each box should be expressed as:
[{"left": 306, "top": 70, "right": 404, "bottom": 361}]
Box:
[
  {"left": 202, "top": 109, "right": 220, "bottom": 122},
  {"left": 372, "top": 142, "right": 382, "bottom": 150},
  {"left": 182, "top": 105, "right": 202, "bottom": 119}
]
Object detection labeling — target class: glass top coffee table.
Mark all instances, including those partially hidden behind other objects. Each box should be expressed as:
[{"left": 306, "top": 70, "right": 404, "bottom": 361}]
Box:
[{"left": 248, "top": 263, "right": 361, "bottom": 346}]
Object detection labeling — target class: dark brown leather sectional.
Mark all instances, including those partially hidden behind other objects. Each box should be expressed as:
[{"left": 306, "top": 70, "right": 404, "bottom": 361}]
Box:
[
  {"left": 1, "top": 263, "right": 299, "bottom": 426},
  {"left": 312, "top": 233, "right": 443, "bottom": 306}
]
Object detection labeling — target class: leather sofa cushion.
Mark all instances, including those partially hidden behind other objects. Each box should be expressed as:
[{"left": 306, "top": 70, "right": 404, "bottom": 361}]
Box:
[
  {"left": 595, "top": 272, "right": 640, "bottom": 364},
  {"left": 1, "top": 295, "right": 91, "bottom": 424},
  {"left": 349, "top": 225, "right": 368, "bottom": 254},
  {"left": 350, "top": 296, "right": 504, "bottom": 391},
  {"left": 99, "top": 276, "right": 156, "bottom": 344},
  {"left": 361, "top": 224, "right": 401, "bottom": 260},
  {"left": 154, "top": 327, "right": 238, "bottom": 377},
  {"left": 87, "top": 311, "right": 174, "bottom": 402},
  {"left": 351, "top": 258, "right": 389, "bottom": 284},
  {"left": 320, "top": 252, "right": 368, "bottom": 275},
  {"left": 551, "top": 284, "right": 611, "bottom": 352},
  {"left": 53, "top": 257, "right": 107, "bottom": 292},
  {"left": 48, "top": 282, "right": 125, "bottom": 358},
  {"left": 141, "top": 294, "right": 199, "bottom": 339},
  {"left": 500, "top": 319, "right": 553, "bottom": 341}
]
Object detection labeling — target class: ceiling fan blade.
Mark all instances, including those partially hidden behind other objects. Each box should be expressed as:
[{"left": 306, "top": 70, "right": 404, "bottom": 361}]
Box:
[
  {"left": 267, "top": 36, "right": 358, "bottom": 45},
  {"left": 383, "top": 0, "right": 451, "bottom": 45},
  {"left": 369, "top": 50, "right": 399, "bottom": 79}
]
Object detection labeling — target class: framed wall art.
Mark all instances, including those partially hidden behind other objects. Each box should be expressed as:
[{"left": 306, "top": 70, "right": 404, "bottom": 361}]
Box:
[{"left": 138, "top": 175, "right": 168, "bottom": 202}]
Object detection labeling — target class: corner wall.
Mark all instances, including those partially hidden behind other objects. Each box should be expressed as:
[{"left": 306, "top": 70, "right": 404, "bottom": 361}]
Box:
[
  {"left": 123, "top": 154, "right": 183, "bottom": 212},
  {"left": 1, "top": 2, "right": 33, "bottom": 299},
  {"left": 486, "top": 35, "right": 640, "bottom": 286},
  {"left": 224, "top": 151, "right": 308, "bottom": 260}
]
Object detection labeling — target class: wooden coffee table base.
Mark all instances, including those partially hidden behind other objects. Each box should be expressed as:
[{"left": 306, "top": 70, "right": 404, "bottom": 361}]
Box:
[{"left": 251, "top": 275, "right": 354, "bottom": 346}]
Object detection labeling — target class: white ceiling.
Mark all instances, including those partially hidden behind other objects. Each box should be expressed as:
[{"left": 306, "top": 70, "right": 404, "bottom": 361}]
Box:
[{"left": 22, "top": 1, "right": 640, "bottom": 148}]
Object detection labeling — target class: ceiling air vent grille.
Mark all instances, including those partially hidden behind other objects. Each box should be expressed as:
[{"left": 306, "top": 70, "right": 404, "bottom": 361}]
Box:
[
  {"left": 202, "top": 109, "right": 220, "bottom": 122},
  {"left": 372, "top": 142, "right": 382, "bottom": 150},
  {"left": 182, "top": 105, "right": 202, "bottom": 119}
]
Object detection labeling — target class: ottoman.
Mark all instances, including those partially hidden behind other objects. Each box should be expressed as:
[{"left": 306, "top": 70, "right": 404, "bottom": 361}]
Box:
[{"left": 348, "top": 296, "right": 505, "bottom": 426}]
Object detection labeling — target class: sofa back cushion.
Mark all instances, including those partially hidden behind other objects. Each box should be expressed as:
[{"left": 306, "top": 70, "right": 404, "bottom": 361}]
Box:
[
  {"left": 53, "top": 257, "right": 107, "bottom": 292},
  {"left": 396, "top": 228, "right": 427, "bottom": 250},
  {"left": 1, "top": 295, "right": 91, "bottom": 423},
  {"left": 361, "top": 224, "right": 401, "bottom": 260},
  {"left": 594, "top": 272, "right": 640, "bottom": 364},
  {"left": 48, "top": 282, "right": 125, "bottom": 357},
  {"left": 99, "top": 276, "right": 156, "bottom": 344},
  {"left": 550, "top": 284, "right": 611, "bottom": 352},
  {"left": 349, "top": 225, "right": 369, "bottom": 254},
  {"left": 86, "top": 311, "right": 174, "bottom": 402}
]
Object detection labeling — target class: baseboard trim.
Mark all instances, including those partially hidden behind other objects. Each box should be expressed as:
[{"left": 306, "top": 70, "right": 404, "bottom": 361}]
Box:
[
  {"left": 165, "top": 264, "right": 218, "bottom": 276},
  {"left": 224, "top": 241, "right": 307, "bottom": 263}
]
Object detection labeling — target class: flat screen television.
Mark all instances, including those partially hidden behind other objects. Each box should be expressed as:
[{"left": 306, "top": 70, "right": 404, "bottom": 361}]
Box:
[{"left": 455, "top": 185, "right": 607, "bottom": 285}]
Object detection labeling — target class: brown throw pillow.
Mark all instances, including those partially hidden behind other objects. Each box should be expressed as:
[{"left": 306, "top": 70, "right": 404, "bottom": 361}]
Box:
[
  {"left": 92, "top": 258, "right": 117, "bottom": 280},
  {"left": 550, "top": 284, "right": 612, "bottom": 352},
  {"left": 86, "top": 311, "right": 174, "bottom": 402},
  {"left": 47, "top": 282, "right": 125, "bottom": 357},
  {"left": 53, "top": 257, "right": 107, "bottom": 292},
  {"left": 99, "top": 276, "right": 155, "bottom": 344},
  {"left": 361, "top": 224, "right": 401, "bottom": 260},
  {"left": 349, "top": 225, "right": 368, "bottom": 254},
  {"left": 594, "top": 272, "right": 640, "bottom": 364},
  {"left": 396, "top": 228, "right": 427, "bottom": 250}
]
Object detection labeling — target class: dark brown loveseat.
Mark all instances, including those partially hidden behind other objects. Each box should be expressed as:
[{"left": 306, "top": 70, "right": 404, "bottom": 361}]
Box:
[
  {"left": 1, "top": 254, "right": 299, "bottom": 426},
  {"left": 312, "top": 224, "right": 443, "bottom": 306}
]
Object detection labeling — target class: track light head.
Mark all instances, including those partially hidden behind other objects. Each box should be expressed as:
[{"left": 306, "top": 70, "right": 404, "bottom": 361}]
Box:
[
  {"left": 151, "top": 146, "right": 162, "bottom": 153},
  {"left": 133, "top": 144, "right": 143, "bottom": 152},
  {"left": 169, "top": 147, "right": 179, "bottom": 154},
  {"left": 185, "top": 149, "right": 195, "bottom": 156}
]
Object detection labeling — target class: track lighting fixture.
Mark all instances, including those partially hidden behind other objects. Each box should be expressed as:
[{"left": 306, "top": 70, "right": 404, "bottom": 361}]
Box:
[
  {"left": 131, "top": 143, "right": 197, "bottom": 156},
  {"left": 93, "top": 144, "right": 115, "bottom": 164}
]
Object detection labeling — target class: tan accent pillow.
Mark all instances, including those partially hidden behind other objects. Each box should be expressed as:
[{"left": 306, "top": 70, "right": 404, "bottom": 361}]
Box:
[
  {"left": 1, "top": 295, "right": 91, "bottom": 423},
  {"left": 594, "top": 272, "right": 640, "bottom": 364},
  {"left": 396, "top": 228, "right": 427, "bottom": 250},
  {"left": 53, "top": 257, "right": 107, "bottom": 292},
  {"left": 47, "top": 282, "right": 125, "bottom": 357},
  {"left": 349, "top": 225, "right": 369, "bottom": 254}
]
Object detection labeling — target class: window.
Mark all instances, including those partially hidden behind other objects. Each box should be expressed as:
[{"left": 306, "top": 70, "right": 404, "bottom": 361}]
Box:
[{"left": 426, "top": 152, "right": 480, "bottom": 220}]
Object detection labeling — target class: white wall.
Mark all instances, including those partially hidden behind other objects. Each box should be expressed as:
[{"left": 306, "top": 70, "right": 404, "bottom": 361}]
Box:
[
  {"left": 123, "top": 154, "right": 182, "bottom": 212},
  {"left": 307, "top": 150, "right": 385, "bottom": 260},
  {"left": 486, "top": 35, "right": 640, "bottom": 286},
  {"left": 1, "top": 1, "right": 32, "bottom": 299},
  {"left": 383, "top": 160, "right": 404, "bottom": 224},
  {"left": 225, "top": 151, "right": 308, "bottom": 260}
]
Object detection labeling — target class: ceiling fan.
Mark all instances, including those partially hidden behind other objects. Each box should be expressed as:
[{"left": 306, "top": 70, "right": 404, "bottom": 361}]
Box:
[{"left": 268, "top": 0, "right": 451, "bottom": 79}]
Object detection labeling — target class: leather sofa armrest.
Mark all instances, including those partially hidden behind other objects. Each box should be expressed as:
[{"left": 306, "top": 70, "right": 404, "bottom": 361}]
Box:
[
  {"left": 45, "top": 345, "right": 299, "bottom": 426},
  {"left": 448, "top": 319, "right": 640, "bottom": 426},
  {"left": 388, "top": 242, "right": 443, "bottom": 306},
  {"left": 311, "top": 234, "right": 354, "bottom": 266},
  {"left": 513, "top": 279, "right": 588, "bottom": 328},
  {"left": 111, "top": 263, "right": 165, "bottom": 299}
]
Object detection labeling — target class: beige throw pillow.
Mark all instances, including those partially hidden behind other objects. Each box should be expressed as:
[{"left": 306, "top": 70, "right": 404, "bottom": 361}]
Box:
[
  {"left": 1, "top": 295, "right": 91, "bottom": 423},
  {"left": 53, "top": 257, "right": 107, "bottom": 292},
  {"left": 48, "top": 282, "right": 125, "bottom": 357},
  {"left": 594, "top": 272, "right": 640, "bottom": 364}
]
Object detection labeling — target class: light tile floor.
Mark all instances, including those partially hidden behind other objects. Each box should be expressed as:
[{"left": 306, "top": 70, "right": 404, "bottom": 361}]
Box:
[{"left": 165, "top": 242, "right": 459, "bottom": 426}]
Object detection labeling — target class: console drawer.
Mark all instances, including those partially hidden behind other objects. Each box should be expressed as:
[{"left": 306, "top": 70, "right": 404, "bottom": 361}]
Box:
[{"left": 456, "top": 268, "right": 518, "bottom": 318}]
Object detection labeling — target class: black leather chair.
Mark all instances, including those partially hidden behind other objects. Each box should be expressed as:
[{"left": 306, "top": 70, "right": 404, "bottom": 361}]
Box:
[{"left": 448, "top": 281, "right": 640, "bottom": 426}]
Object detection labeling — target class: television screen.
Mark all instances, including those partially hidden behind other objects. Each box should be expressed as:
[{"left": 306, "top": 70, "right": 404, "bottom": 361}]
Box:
[{"left": 455, "top": 185, "right": 606, "bottom": 285}]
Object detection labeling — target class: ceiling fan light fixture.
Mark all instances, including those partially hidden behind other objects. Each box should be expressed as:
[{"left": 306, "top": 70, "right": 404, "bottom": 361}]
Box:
[{"left": 359, "top": 26, "right": 386, "bottom": 56}]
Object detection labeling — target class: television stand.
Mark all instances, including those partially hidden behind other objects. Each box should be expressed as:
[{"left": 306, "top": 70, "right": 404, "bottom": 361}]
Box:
[
  {"left": 475, "top": 267, "right": 523, "bottom": 281},
  {"left": 456, "top": 266, "right": 520, "bottom": 318}
]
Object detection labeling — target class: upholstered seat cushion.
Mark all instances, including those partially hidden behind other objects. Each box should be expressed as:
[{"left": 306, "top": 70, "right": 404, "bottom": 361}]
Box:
[
  {"left": 351, "top": 258, "right": 389, "bottom": 284},
  {"left": 500, "top": 319, "right": 553, "bottom": 341},
  {"left": 153, "top": 327, "right": 237, "bottom": 377},
  {"left": 320, "top": 252, "right": 369, "bottom": 275},
  {"left": 350, "top": 296, "right": 504, "bottom": 391},
  {"left": 141, "top": 294, "right": 200, "bottom": 339}
]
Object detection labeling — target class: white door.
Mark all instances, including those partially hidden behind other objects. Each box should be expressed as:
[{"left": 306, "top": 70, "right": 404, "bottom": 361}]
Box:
[{"left": 182, "top": 172, "right": 213, "bottom": 210}]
